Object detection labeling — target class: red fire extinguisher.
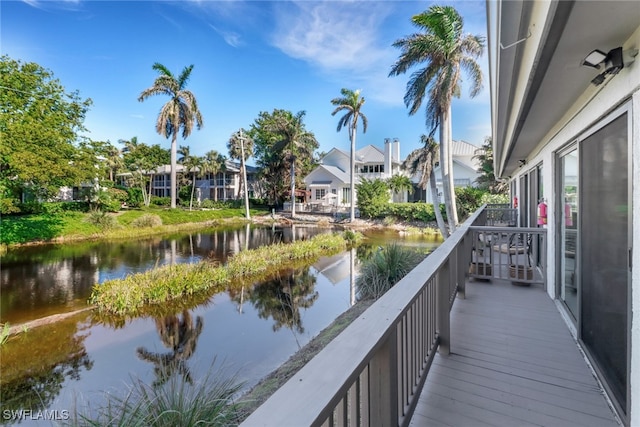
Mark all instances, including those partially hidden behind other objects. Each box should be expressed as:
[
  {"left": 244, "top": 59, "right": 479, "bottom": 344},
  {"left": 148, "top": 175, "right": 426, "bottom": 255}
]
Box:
[
  {"left": 537, "top": 199, "right": 547, "bottom": 225},
  {"left": 513, "top": 196, "right": 518, "bottom": 208}
]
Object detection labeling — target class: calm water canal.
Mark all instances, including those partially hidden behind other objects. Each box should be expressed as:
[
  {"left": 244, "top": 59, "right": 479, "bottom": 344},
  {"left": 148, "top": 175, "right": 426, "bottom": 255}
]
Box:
[{"left": 0, "top": 224, "right": 439, "bottom": 425}]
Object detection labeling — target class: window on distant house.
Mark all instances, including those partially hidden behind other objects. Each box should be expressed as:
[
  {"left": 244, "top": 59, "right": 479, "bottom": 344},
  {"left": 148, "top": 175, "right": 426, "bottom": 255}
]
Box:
[
  {"left": 315, "top": 189, "right": 326, "bottom": 200},
  {"left": 342, "top": 188, "right": 350, "bottom": 203}
]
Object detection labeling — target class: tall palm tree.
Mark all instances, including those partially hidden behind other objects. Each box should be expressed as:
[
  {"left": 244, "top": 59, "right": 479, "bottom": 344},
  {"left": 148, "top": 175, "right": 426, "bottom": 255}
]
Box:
[
  {"left": 404, "top": 135, "right": 449, "bottom": 238},
  {"left": 270, "top": 111, "right": 317, "bottom": 217},
  {"left": 138, "top": 63, "right": 204, "bottom": 209},
  {"left": 331, "top": 88, "right": 368, "bottom": 222},
  {"left": 178, "top": 145, "right": 202, "bottom": 210},
  {"left": 228, "top": 128, "right": 254, "bottom": 219},
  {"left": 389, "top": 5, "right": 484, "bottom": 232},
  {"left": 201, "top": 150, "right": 226, "bottom": 202}
]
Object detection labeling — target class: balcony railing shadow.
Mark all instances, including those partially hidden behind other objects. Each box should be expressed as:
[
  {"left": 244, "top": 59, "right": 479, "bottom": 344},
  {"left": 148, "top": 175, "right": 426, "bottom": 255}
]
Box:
[{"left": 241, "top": 205, "right": 600, "bottom": 427}]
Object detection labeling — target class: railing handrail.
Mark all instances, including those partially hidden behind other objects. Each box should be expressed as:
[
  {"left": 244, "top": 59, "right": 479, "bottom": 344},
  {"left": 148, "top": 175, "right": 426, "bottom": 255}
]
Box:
[{"left": 240, "top": 207, "right": 487, "bottom": 426}]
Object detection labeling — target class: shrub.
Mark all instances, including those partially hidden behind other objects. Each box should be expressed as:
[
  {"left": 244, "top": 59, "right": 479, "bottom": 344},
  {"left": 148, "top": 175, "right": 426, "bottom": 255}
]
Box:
[
  {"left": 178, "top": 185, "right": 192, "bottom": 205},
  {"left": 71, "top": 361, "right": 244, "bottom": 427},
  {"left": 131, "top": 214, "right": 163, "bottom": 228},
  {"left": 151, "top": 196, "right": 171, "bottom": 207},
  {"left": 356, "top": 243, "right": 424, "bottom": 300},
  {"left": 387, "top": 203, "right": 434, "bottom": 222},
  {"left": 200, "top": 199, "right": 243, "bottom": 209},
  {"left": 17, "top": 201, "right": 44, "bottom": 214},
  {"left": 200, "top": 199, "right": 221, "bottom": 209},
  {"left": 356, "top": 178, "right": 390, "bottom": 219},
  {"left": 86, "top": 209, "right": 119, "bottom": 230},
  {"left": 108, "top": 187, "right": 129, "bottom": 203},
  {"left": 125, "top": 187, "right": 144, "bottom": 208}
]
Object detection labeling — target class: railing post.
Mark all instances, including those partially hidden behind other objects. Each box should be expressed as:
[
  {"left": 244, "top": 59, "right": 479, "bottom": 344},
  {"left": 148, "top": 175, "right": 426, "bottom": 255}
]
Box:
[
  {"left": 437, "top": 259, "right": 450, "bottom": 356},
  {"left": 368, "top": 326, "right": 399, "bottom": 427},
  {"left": 456, "top": 235, "right": 468, "bottom": 299}
]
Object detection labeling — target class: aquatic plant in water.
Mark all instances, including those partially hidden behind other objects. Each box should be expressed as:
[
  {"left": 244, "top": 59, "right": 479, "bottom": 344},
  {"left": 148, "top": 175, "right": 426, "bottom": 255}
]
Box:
[{"left": 90, "top": 232, "right": 349, "bottom": 316}]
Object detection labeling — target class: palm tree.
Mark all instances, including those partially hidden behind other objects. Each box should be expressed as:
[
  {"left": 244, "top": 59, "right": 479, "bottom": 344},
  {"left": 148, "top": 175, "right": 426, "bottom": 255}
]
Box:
[
  {"left": 138, "top": 63, "right": 204, "bottom": 209},
  {"left": 270, "top": 111, "right": 317, "bottom": 217},
  {"left": 178, "top": 145, "right": 202, "bottom": 210},
  {"left": 102, "top": 142, "right": 123, "bottom": 182},
  {"left": 387, "top": 174, "right": 414, "bottom": 203},
  {"left": 330, "top": 88, "right": 368, "bottom": 222},
  {"left": 201, "top": 150, "right": 226, "bottom": 201},
  {"left": 120, "top": 136, "right": 152, "bottom": 206},
  {"left": 389, "top": 5, "right": 484, "bottom": 232},
  {"left": 473, "top": 136, "right": 507, "bottom": 194},
  {"left": 228, "top": 128, "right": 254, "bottom": 219},
  {"left": 404, "top": 135, "right": 449, "bottom": 238}
]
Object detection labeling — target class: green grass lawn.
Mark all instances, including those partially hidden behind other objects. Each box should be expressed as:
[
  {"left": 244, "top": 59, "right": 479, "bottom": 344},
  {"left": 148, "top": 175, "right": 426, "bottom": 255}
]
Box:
[
  {"left": 1, "top": 206, "right": 269, "bottom": 246},
  {"left": 1, "top": 212, "right": 100, "bottom": 245},
  {"left": 117, "top": 207, "right": 265, "bottom": 225}
]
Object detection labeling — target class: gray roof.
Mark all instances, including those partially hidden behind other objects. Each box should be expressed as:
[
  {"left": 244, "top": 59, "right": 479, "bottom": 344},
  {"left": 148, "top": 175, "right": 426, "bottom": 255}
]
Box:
[
  {"left": 308, "top": 164, "right": 351, "bottom": 184},
  {"left": 451, "top": 140, "right": 481, "bottom": 156},
  {"left": 355, "top": 145, "right": 385, "bottom": 163}
]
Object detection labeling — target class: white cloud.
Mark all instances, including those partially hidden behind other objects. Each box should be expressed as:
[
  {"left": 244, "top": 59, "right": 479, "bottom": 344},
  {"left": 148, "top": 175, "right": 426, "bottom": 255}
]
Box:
[
  {"left": 208, "top": 24, "right": 243, "bottom": 48},
  {"left": 270, "top": 1, "right": 392, "bottom": 72},
  {"left": 21, "top": 0, "right": 41, "bottom": 8},
  {"left": 22, "top": 0, "right": 83, "bottom": 12},
  {"left": 269, "top": 1, "right": 413, "bottom": 106}
]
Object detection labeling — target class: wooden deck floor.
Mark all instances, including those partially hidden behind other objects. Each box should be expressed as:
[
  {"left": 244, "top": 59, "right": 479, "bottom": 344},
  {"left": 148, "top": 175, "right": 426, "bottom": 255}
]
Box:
[{"left": 410, "top": 278, "right": 620, "bottom": 427}]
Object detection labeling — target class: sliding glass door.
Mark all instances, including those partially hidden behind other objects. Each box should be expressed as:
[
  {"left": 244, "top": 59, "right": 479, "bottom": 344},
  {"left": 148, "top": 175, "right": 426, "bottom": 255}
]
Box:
[
  {"left": 579, "top": 112, "right": 629, "bottom": 415},
  {"left": 558, "top": 148, "right": 578, "bottom": 319}
]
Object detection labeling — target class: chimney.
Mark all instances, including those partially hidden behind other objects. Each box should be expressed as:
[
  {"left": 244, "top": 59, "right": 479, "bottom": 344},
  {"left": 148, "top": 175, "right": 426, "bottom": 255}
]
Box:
[
  {"left": 393, "top": 138, "right": 400, "bottom": 165},
  {"left": 384, "top": 138, "right": 392, "bottom": 175}
]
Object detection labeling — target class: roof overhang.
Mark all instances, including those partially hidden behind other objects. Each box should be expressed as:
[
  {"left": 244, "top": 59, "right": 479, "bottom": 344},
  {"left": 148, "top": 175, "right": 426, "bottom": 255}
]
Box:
[{"left": 488, "top": 0, "right": 640, "bottom": 178}]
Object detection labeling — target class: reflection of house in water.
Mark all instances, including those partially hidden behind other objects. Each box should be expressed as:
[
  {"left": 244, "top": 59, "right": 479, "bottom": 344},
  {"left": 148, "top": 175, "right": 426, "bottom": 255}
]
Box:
[
  {"left": 313, "top": 250, "right": 358, "bottom": 306},
  {"left": 312, "top": 252, "right": 354, "bottom": 285}
]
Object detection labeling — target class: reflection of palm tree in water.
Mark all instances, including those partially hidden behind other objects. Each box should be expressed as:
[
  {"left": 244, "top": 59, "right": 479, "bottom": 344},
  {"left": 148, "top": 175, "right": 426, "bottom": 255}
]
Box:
[
  {"left": 136, "top": 310, "right": 203, "bottom": 387},
  {"left": 248, "top": 267, "right": 318, "bottom": 347}
]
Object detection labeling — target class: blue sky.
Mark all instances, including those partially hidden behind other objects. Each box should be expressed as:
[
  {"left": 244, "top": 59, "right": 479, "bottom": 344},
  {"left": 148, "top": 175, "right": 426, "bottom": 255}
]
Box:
[{"left": 2, "top": 0, "right": 490, "bottom": 163}]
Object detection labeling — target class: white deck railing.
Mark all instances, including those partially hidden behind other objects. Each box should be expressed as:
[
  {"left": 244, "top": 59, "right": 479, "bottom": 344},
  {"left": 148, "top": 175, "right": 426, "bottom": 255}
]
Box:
[{"left": 241, "top": 205, "right": 545, "bottom": 427}]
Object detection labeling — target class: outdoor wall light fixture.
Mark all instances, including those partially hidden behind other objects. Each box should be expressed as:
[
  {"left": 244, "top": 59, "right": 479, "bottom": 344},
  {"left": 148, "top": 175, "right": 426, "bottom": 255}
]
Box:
[
  {"left": 582, "top": 49, "right": 607, "bottom": 68},
  {"left": 583, "top": 47, "right": 638, "bottom": 86},
  {"left": 518, "top": 159, "right": 527, "bottom": 167}
]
